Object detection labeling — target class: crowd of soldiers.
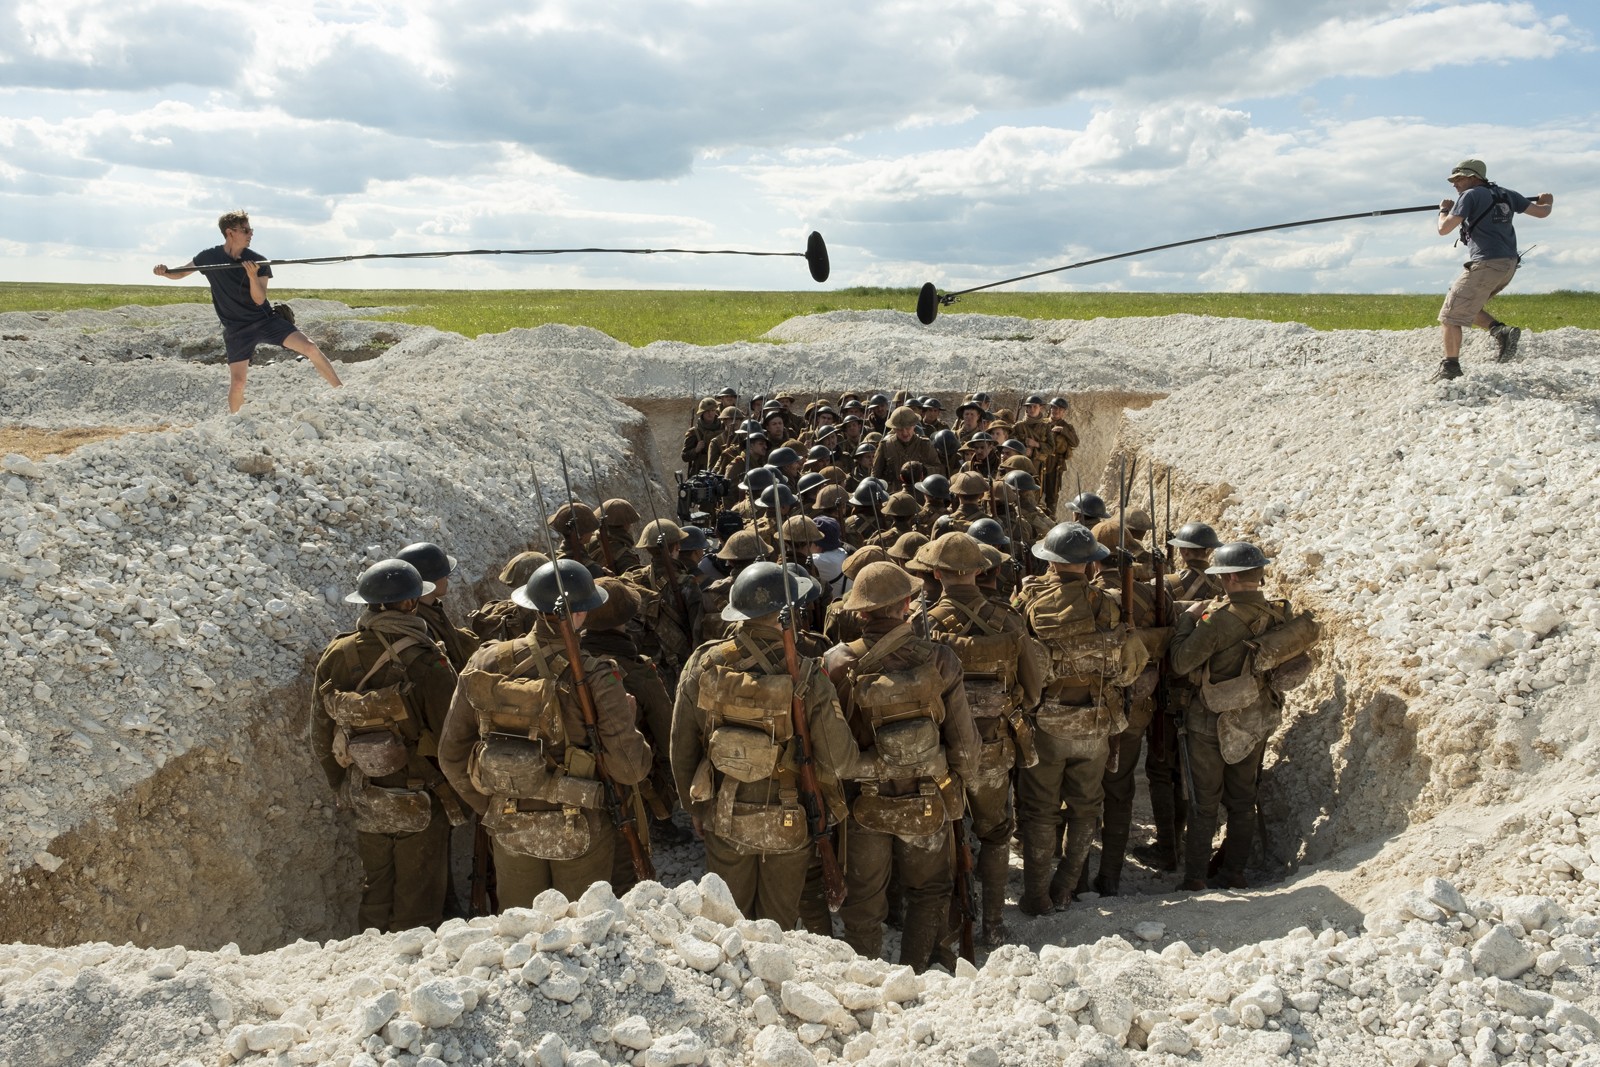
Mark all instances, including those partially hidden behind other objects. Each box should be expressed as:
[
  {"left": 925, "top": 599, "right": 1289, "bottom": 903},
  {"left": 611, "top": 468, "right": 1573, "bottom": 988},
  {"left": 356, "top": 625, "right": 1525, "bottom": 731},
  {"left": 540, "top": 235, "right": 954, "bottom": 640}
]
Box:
[{"left": 310, "top": 387, "right": 1321, "bottom": 973}]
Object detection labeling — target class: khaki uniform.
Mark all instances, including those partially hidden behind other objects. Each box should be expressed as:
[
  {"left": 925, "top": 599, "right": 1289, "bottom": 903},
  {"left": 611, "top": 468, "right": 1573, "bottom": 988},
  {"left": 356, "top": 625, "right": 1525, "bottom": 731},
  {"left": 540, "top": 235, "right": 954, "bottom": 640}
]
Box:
[
  {"left": 438, "top": 620, "right": 653, "bottom": 907},
  {"left": 1040, "top": 418, "right": 1080, "bottom": 512},
  {"left": 1167, "top": 567, "right": 1225, "bottom": 604},
  {"left": 622, "top": 556, "right": 703, "bottom": 682},
  {"left": 925, "top": 587, "right": 1042, "bottom": 935},
  {"left": 310, "top": 611, "right": 459, "bottom": 932},
  {"left": 682, "top": 417, "right": 723, "bottom": 473},
  {"left": 1090, "top": 571, "right": 1171, "bottom": 893},
  {"left": 950, "top": 500, "right": 988, "bottom": 526},
  {"left": 826, "top": 618, "right": 979, "bottom": 970},
  {"left": 588, "top": 528, "right": 641, "bottom": 576},
  {"left": 1014, "top": 416, "right": 1051, "bottom": 461},
  {"left": 416, "top": 598, "right": 482, "bottom": 672},
  {"left": 670, "top": 621, "right": 867, "bottom": 930},
  {"left": 1168, "top": 591, "right": 1309, "bottom": 885},
  {"left": 699, "top": 575, "right": 737, "bottom": 644},
  {"left": 1145, "top": 564, "right": 1224, "bottom": 858},
  {"left": 1014, "top": 571, "right": 1146, "bottom": 911},
  {"left": 871, "top": 434, "right": 939, "bottom": 485}
]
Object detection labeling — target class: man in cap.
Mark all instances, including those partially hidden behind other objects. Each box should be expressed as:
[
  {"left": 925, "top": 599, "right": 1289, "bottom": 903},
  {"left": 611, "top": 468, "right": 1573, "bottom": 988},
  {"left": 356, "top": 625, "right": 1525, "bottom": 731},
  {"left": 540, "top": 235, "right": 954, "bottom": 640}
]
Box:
[
  {"left": 921, "top": 533, "right": 1043, "bottom": 945},
  {"left": 825, "top": 562, "right": 980, "bottom": 971},
  {"left": 1167, "top": 543, "right": 1318, "bottom": 890},
  {"left": 1013, "top": 523, "right": 1147, "bottom": 914},
  {"left": 590, "top": 499, "right": 642, "bottom": 575},
  {"left": 871, "top": 407, "right": 940, "bottom": 485},
  {"left": 311, "top": 559, "right": 461, "bottom": 931},
  {"left": 671, "top": 561, "right": 873, "bottom": 929},
  {"left": 622, "top": 518, "right": 702, "bottom": 682},
  {"left": 467, "top": 550, "right": 549, "bottom": 643},
  {"left": 1041, "top": 398, "right": 1079, "bottom": 514},
  {"left": 581, "top": 576, "right": 690, "bottom": 862},
  {"left": 682, "top": 398, "right": 725, "bottom": 475},
  {"left": 397, "top": 541, "right": 483, "bottom": 672},
  {"left": 550, "top": 501, "right": 605, "bottom": 577},
  {"left": 948, "top": 471, "right": 991, "bottom": 525},
  {"left": 1433, "top": 158, "right": 1554, "bottom": 381},
  {"left": 775, "top": 392, "right": 806, "bottom": 439},
  {"left": 439, "top": 561, "right": 653, "bottom": 906}
]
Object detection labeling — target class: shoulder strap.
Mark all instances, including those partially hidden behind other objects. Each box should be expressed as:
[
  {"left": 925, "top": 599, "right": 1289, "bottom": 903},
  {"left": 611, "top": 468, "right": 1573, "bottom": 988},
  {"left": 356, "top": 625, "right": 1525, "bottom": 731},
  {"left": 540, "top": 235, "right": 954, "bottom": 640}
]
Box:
[
  {"left": 857, "top": 622, "right": 919, "bottom": 673},
  {"left": 732, "top": 630, "right": 780, "bottom": 675},
  {"left": 946, "top": 596, "right": 1000, "bottom": 636},
  {"left": 355, "top": 633, "right": 424, "bottom": 692}
]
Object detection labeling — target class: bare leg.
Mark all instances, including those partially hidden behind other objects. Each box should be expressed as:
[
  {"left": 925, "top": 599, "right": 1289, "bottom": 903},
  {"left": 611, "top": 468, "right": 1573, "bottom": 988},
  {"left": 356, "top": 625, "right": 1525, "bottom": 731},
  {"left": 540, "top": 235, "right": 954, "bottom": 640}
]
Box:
[
  {"left": 228, "top": 360, "right": 249, "bottom": 414},
  {"left": 1441, "top": 324, "right": 1463, "bottom": 360},
  {"left": 282, "top": 331, "right": 343, "bottom": 388}
]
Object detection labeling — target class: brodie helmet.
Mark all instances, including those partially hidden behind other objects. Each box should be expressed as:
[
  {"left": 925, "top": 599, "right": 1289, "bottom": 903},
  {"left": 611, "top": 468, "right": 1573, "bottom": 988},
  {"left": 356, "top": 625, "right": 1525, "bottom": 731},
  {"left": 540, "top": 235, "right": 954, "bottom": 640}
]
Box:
[
  {"left": 1169, "top": 522, "right": 1223, "bottom": 550},
  {"left": 1207, "top": 542, "right": 1272, "bottom": 574},
  {"left": 345, "top": 559, "right": 433, "bottom": 605},
  {"left": 395, "top": 542, "right": 458, "bottom": 582},
  {"left": 512, "top": 559, "right": 608, "bottom": 614},
  {"left": 1032, "top": 522, "right": 1110, "bottom": 565}
]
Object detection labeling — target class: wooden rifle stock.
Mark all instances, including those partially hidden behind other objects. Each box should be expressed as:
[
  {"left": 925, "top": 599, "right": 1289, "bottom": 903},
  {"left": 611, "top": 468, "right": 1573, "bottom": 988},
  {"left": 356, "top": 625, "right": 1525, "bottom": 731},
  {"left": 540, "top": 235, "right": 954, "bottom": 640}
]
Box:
[{"left": 951, "top": 822, "right": 977, "bottom": 962}]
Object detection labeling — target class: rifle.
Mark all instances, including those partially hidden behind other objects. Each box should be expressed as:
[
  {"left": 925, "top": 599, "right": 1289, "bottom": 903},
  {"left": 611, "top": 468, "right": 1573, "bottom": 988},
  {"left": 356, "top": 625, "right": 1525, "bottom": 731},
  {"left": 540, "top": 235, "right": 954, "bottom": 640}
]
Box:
[
  {"left": 585, "top": 449, "right": 618, "bottom": 573},
  {"left": 532, "top": 454, "right": 656, "bottom": 882},
  {"left": 469, "top": 821, "right": 497, "bottom": 916},
  {"left": 774, "top": 501, "right": 848, "bottom": 910},
  {"left": 1147, "top": 466, "right": 1169, "bottom": 764},
  {"left": 951, "top": 821, "right": 977, "bottom": 963}
]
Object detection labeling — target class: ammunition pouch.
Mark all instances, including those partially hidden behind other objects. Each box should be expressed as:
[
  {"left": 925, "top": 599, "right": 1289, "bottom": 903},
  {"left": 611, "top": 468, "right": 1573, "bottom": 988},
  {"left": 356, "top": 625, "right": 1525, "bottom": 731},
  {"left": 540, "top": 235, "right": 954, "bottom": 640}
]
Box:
[
  {"left": 342, "top": 774, "right": 433, "bottom": 836},
  {"left": 461, "top": 666, "right": 565, "bottom": 745},
  {"left": 852, "top": 777, "right": 958, "bottom": 839},
  {"left": 1007, "top": 709, "right": 1040, "bottom": 769},
  {"left": 1032, "top": 698, "right": 1116, "bottom": 759},
  {"left": 467, "top": 735, "right": 548, "bottom": 797},
  {"left": 1051, "top": 628, "right": 1127, "bottom": 681},
  {"left": 711, "top": 780, "right": 809, "bottom": 855},
  {"left": 696, "top": 652, "right": 796, "bottom": 784},
  {"left": 963, "top": 677, "right": 1013, "bottom": 718},
  {"left": 973, "top": 734, "right": 1017, "bottom": 789},
  {"left": 484, "top": 800, "right": 595, "bottom": 860},
  {"left": 323, "top": 681, "right": 414, "bottom": 778},
  {"left": 1199, "top": 662, "right": 1262, "bottom": 714},
  {"left": 707, "top": 724, "right": 785, "bottom": 784}
]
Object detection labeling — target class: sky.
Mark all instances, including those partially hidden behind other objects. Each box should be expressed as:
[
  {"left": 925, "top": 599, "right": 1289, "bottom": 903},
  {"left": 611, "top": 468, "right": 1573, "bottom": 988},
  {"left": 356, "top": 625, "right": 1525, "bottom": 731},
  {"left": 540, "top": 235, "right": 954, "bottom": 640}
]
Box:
[{"left": 0, "top": 0, "right": 1595, "bottom": 297}]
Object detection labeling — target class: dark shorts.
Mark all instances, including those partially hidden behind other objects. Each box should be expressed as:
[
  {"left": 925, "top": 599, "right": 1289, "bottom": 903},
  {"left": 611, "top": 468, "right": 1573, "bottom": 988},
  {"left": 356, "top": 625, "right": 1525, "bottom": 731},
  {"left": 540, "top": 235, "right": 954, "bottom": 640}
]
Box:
[{"left": 223, "top": 314, "right": 299, "bottom": 364}]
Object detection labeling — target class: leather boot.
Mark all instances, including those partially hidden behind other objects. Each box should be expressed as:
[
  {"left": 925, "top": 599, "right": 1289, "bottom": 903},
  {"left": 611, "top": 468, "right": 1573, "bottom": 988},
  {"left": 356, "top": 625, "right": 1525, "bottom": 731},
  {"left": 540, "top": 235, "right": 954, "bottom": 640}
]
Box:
[
  {"left": 977, "top": 836, "right": 1011, "bottom": 942},
  {"left": 1097, "top": 820, "right": 1130, "bottom": 897},
  {"left": 1019, "top": 823, "right": 1058, "bottom": 916},
  {"left": 1143, "top": 780, "right": 1182, "bottom": 871},
  {"left": 898, "top": 912, "right": 940, "bottom": 973},
  {"left": 1050, "top": 818, "right": 1098, "bottom": 909}
]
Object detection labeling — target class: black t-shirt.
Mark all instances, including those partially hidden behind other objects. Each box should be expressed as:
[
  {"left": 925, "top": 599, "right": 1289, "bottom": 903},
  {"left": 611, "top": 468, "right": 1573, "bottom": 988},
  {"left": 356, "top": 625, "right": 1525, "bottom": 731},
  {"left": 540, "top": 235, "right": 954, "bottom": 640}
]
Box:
[{"left": 193, "top": 245, "right": 274, "bottom": 331}]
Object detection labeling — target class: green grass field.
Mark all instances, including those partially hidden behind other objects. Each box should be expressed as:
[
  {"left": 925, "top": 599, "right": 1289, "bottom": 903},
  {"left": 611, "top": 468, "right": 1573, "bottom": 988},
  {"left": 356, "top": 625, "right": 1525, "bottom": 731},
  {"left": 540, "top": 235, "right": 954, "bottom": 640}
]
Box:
[{"left": 2, "top": 283, "right": 1595, "bottom": 347}]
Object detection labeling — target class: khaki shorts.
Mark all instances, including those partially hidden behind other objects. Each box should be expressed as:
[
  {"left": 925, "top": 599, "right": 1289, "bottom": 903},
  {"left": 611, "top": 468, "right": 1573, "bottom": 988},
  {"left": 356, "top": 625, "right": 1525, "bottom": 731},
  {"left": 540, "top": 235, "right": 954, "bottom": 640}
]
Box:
[{"left": 1439, "top": 258, "right": 1518, "bottom": 327}]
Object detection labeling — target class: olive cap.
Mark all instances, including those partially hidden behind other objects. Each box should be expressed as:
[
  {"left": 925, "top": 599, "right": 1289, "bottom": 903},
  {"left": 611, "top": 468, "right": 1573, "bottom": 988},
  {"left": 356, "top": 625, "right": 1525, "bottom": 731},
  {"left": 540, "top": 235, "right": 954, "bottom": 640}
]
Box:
[
  {"left": 950, "top": 471, "right": 990, "bottom": 496},
  {"left": 599, "top": 498, "right": 639, "bottom": 526},
  {"left": 549, "top": 502, "right": 600, "bottom": 537},
  {"left": 841, "top": 544, "right": 890, "bottom": 579},
  {"left": 716, "top": 528, "right": 768, "bottom": 561},
  {"left": 923, "top": 531, "right": 987, "bottom": 575},
  {"left": 816, "top": 484, "right": 849, "bottom": 510},
  {"left": 584, "top": 576, "right": 641, "bottom": 631},
  {"left": 888, "top": 530, "right": 929, "bottom": 562},
  {"left": 883, "top": 491, "right": 920, "bottom": 518},
  {"left": 498, "top": 550, "right": 551, "bottom": 587},
  {"left": 782, "top": 515, "right": 823, "bottom": 543},
  {"left": 886, "top": 406, "right": 921, "bottom": 429}
]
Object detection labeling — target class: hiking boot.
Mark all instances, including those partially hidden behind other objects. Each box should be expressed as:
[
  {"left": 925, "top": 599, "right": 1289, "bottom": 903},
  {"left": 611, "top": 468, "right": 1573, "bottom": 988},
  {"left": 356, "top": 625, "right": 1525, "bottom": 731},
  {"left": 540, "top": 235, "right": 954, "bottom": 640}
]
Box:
[
  {"left": 1491, "top": 324, "right": 1522, "bottom": 362},
  {"left": 1430, "top": 358, "right": 1463, "bottom": 382}
]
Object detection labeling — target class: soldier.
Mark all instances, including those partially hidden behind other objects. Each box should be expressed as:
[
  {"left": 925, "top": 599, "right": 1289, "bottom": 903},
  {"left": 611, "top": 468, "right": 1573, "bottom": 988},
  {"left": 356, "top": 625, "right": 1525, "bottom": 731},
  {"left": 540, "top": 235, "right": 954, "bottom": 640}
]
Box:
[
  {"left": 846, "top": 441, "right": 877, "bottom": 487},
  {"left": 550, "top": 501, "right": 605, "bottom": 577},
  {"left": 1014, "top": 524, "right": 1147, "bottom": 914},
  {"left": 1089, "top": 548, "right": 1169, "bottom": 896},
  {"left": 311, "top": 559, "right": 462, "bottom": 932},
  {"left": 815, "top": 483, "right": 850, "bottom": 531},
  {"left": 439, "top": 561, "right": 653, "bottom": 906},
  {"left": 1068, "top": 491, "right": 1109, "bottom": 528},
  {"left": 397, "top": 541, "right": 483, "bottom": 672},
  {"left": 679, "top": 526, "right": 710, "bottom": 585},
  {"left": 467, "top": 550, "right": 548, "bottom": 643},
  {"left": 865, "top": 392, "right": 891, "bottom": 436},
  {"left": 623, "top": 518, "right": 703, "bottom": 683},
  {"left": 921, "top": 533, "right": 1043, "bottom": 945},
  {"left": 825, "top": 562, "right": 979, "bottom": 971},
  {"left": 581, "top": 577, "right": 689, "bottom": 860},
  {"left": 769, "top": 446, "right": 804, "bottom": 488},
  {"left": 953, "top": 400, "right": 986, "bottom": 443},
  {"left": 682, "top": 397, "right": 724, "bottom": 475},
  {"left": 914, "top": 472, "right": 952, "bottom": 530},
  {"left": 1167, "top": 543, "right": 1318, "bottom": 891},
  {"left": 869, "top": 406, "right": 939, "bottom": 485},
  {"left": 959, "top": 433, "right": 1001, "bottom": 478},
  {"left": 1014, "top": 395, "right": 1051, "bottom": 464},
  {"left": 1040, "top": 398, "right": 1080, "bottom": 514},
  {"left": 1166, "top": 522, "right": 1225, "bottom": 602},
  {"left": 868, "top": 492, "right": 921, "bottom": 550},
  {"left": 948, "top": 471, "right": 990, "bottom": 525},
  {"left": 813, "top": 517, "right": 849, "bottom": 602},
  {"left": 823, "top": 545, "right": 889, "bottom": 645},
  {"left": 671, "top": 561, "right": 872, "bottom": 928},
  {"left": 844, "top": 479, "right": 890, "bottom": 546},
  {"left": 1008, "top": 471, "right": 1055, "bottom": 551},
  {"left": 775, "top": 391, "right": 805, "bottom": 440},
  {"left": 929, "top": 429, "right": 961, "bottom": 480},
  {"left": 919, "top": 397, "right": 947, "bottom": 434},
  {"left": 591, "top": 499, "right": 643, "bottom": 575},
  {"left": 702, "top": 529, "right": 768, "bottom": 643},
  {"left": 967, "top": 517, "right": 1019, "bottom": 600}
]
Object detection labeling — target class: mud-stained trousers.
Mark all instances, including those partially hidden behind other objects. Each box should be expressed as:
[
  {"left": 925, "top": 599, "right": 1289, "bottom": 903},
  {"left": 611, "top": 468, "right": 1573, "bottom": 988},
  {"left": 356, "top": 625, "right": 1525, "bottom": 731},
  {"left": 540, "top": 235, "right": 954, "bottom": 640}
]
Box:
[
  {"left": 1182, "top": 709, "right": 1266, "bottom": 884},
  {"left": 965, "top": 775, "right": 1014, "bottom": 928},
  {"left": 703, "top": 831, "right": 812, "bottom": 932},
  {"left": 356, "top": 804, "right": 450, "bottom": 932},
  {"left": 492, "top": 815, "right": 618, "bottom": 909},
  {"left": 841, "top": 817, "right": 955, "bottom": 972}
]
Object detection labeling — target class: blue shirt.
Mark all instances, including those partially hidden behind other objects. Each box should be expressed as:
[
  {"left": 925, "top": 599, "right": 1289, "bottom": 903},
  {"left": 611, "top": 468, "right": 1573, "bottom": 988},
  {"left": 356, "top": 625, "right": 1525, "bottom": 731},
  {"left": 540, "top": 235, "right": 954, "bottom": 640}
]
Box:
[
  {"left": 1451, "top": 184, "right": 1532, "bottom": 262},
  {"left": 193, "top": 245, "right": 275, "bottom": 331}
]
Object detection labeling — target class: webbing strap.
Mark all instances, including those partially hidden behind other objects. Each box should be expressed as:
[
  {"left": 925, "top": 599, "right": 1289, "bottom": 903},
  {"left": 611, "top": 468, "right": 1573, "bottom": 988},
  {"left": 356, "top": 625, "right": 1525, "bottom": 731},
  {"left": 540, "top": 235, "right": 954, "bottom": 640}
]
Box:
[{"left": 356, "top": 634, "right": 423, "bottom": 692}]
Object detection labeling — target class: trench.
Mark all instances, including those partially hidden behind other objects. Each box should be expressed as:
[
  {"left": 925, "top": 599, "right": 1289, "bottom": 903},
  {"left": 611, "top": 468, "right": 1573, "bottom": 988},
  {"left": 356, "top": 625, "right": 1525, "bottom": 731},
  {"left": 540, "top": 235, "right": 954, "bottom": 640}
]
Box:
[{"left": 3, "top": 384, "right": 1433, "bottom": 953}]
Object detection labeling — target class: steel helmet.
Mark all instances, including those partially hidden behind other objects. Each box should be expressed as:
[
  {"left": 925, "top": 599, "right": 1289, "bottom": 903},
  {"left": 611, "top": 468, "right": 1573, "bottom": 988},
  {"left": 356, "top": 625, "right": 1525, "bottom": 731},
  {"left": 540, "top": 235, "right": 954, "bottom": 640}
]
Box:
[
  {"left": 395, "top": 542, "right": 458, "bottom": 582},
  {"left": 716, "top": 528, "right": 767, "bottom": 562},
  {"left": 757, "top": 483, "right": 798, "bottom": 513},
  {"left": 345, "top": 559, "right": 433, "bottom": 605},
  {"left": 1169, "top": 522, "right": 1223, "bottom": 550},
  {"left": 967, "top": 517, "right": 1011, "bottom": 548},
  {"left": 679, "top": 525, "right": 710, "bottom": 553},
  {"left": 768, "top": 446, "right": 801, "bottom": 468},
  {"left": 513, "top": 559, "right": 609, "bottom": 614},
  {"left": 1207, "top": 542, "right": 1273, "bottom": 573},
  {"left": 599, "top": 498, "right": 639, "bottom": 526},
  {"left": 1068, "top": 492, "right": 1109, "bottom": 521},
  {"left": 1049, "top": 396, "right": 1070, "bottom": 410},
  {"left": 723, "top": 560, "right": 818, "bottom": 621},
  {"left": 796, "top": 471, "right": 827, "bottom": 497},
  {"left": 1023, "top": 393, "right": 1045, "bottom": 407},
  {"left": 1032, "top": 522, "right": 1109, "bottom": 565},
  {"left": 922, "top": 397, "right": 944, "bottom": 411},
  {"left": 868, "top": 392, "right": 891, "bottom": 408},
  {"left": 915, "top": 473, "right": 952, "bottom": 500},
  {"left": 838, "top": 561, "right": 919, "bottom": 612},
  {"left": 635, "top": 518, "right": 686, "bottom": 549},
  {"left": 740, "top": 465, "right": 781, "bottom": 495},
  {"left": 849, "top": 480, "right": 890, "bottom": 507},
  {"left": 1003, "top": 469, "right": 1040, "bottom": 494},
  {"left": 806, "top": 445, "right": 833, "bottom": 463},
  {"left": 931, "top": 429, "right": 960, "bottom": 457}
]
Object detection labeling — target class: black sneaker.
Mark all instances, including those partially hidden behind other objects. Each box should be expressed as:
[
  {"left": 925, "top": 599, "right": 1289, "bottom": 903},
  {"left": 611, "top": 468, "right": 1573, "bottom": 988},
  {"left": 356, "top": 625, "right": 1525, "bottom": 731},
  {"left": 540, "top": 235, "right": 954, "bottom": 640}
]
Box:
[
  {"left": 1430, "top": 359, "right": 1463, "bottom": 382},
  {"left": 1491, "top": 324, "right": 1522, "bottom": 362}
]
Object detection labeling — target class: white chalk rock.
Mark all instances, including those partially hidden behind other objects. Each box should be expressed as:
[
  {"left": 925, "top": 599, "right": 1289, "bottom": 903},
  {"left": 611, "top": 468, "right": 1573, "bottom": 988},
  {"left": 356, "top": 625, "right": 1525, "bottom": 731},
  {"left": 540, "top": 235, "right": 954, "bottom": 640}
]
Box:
[
  {"left": 540, "top": 966, "right": 583, "bottom": 1003},
  {"left": 382, "top": 1019, "right": 421, "bottom": 1049},
  {"left": 882, "top": 964, "right": 920, "bottom": 1004},
  {"left": 1423, "top": 877, "right": 1468, "bottom": 915},
  {"left": 966, "top": 1047, "right": 1001, "bottom": 1067},
  {"left": 456, "top": 939, "right": 504, "bottom": 973},
  {"left": 2, "top": 453, "right": 44, "bottom": 478},
  {"left": 1145, "top": 1022, "right": 1192, "bottom": 1055},
  {"left": 409, "top": 979, "right": 465, "bottom": 1028},
  {"left": 744, "top": 941, "right": 797, "bottom": 984},
  {"left": 754, "top": 1025, "right": 816, "bottom": 1067},
  {"left": 1132, "top": 921, "right": 1165, "bottom": 942},
  {"left": 1472, "top": 925, "right": 1536, "bottom": 979},
  {"left": 352, "top": 990, "right": 400, "bottom": 1037},
  {"left": 1396, "top": 891, "right": 1444, "bottom": 923},
  {"left": 244, "top": 1022, "right": 304, "bottom": 1052},
  {"left": 1502, "top": 896, "right": 1563, "bottom": 933},
  {"left": 781, "top": 980, "right": 847, "bottom": 1024},
  {"left": 612, "top": 1015, "right": 655, "bottom": 1051},
  {"left": 673, "top": 933, "right": 723, "bottom": 972},
  {"left": 575, "top": 880, "right": 620, "bottom": 918},
  {"left": 530, "top": 888, "right": 570, "bottom": 919},
  {"left": 1485, "top": 977, "right": 1554, "bottom": 1019},
  {"left": 645, "top": 1029, "right": 707, "bottom": 1067},
  {"left": 1550, "top": 1001, "right": 1600, "bottom": 1036},
  {"left": 534, "top": 1032, "right": 567, "bottom": 1067},
  {"left": 1519, "top": 599, "right": 1563, "bottom": 637},
  {"left": 698, "top": 872, "right": 745, "bottom": 927}
]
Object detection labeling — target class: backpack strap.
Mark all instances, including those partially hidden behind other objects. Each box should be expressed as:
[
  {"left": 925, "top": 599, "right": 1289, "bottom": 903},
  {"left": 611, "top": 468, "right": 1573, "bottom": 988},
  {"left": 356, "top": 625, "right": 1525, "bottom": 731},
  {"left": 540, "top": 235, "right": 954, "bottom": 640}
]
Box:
[
  {"left": 946, "top": 596, "right": 1001, "bottom": 637},
  {"left": 857, "top": 622, "right": 919, "bottom": 673},
  {"left": 356, "top": 633, "right": 424, "bottom": 692}
]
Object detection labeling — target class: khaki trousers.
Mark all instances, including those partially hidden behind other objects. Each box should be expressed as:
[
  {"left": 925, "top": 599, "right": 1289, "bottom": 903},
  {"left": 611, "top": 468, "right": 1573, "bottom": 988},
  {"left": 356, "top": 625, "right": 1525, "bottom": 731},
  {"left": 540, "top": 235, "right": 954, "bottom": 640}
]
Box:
[
  {"left": 703, "top": 831, "right": 812, "bottom": 931},
  {"left": 493, "top": 815, "right": 619, "bottom": 909},
  {"left": 841, "top": 816, "right": 955, "bottom": 972},
  {"left": 355, "top": 805, "right": 449, "bottom": 933}
]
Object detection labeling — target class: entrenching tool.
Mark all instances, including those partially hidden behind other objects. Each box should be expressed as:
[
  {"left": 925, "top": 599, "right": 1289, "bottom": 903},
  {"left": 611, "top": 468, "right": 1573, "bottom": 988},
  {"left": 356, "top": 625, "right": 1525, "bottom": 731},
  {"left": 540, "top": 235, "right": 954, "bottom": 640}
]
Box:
[{"left": 915, "top": 206, "right": 1435, "bottom": 323}]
